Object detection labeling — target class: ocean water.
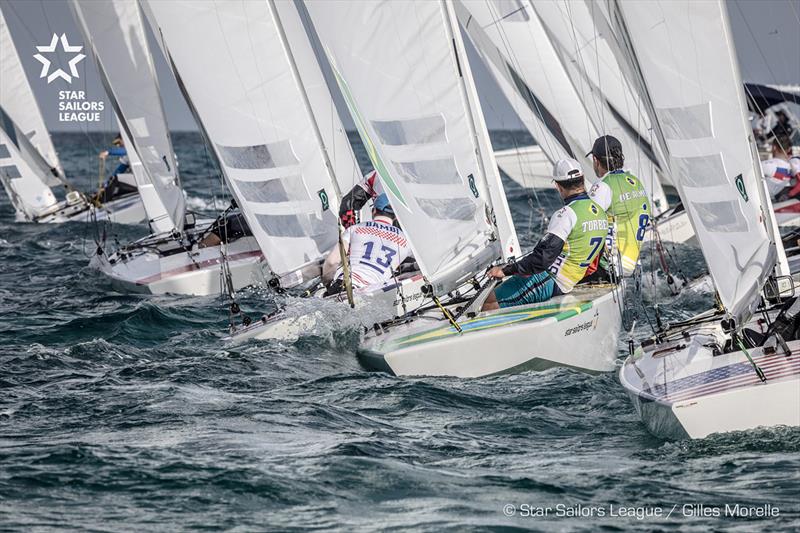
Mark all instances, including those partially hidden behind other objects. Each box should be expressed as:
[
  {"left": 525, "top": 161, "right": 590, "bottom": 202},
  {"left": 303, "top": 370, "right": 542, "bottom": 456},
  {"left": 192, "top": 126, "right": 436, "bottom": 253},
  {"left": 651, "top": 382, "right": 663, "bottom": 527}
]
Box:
[{"left": 1, "top": 131, "right": 798, "bottom": 531}]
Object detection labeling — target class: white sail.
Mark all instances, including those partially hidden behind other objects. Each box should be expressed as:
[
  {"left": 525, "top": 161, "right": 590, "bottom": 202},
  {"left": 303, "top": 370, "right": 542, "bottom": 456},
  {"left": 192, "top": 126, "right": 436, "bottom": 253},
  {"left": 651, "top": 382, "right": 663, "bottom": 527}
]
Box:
[
  {"left": 456, "top": 0, "right": 594, "bottom": 180},
  {"left": 613, "top": 0, "right": 776, "bottom": 322},
  {"left": 306, "top": 0, "right": 519, "bottom": 292},
  {"left": 529, "top": 0, "right": 669, "bottom": 213},
  {"left": 0, "top": 5, "right": 64, "bottom": 186},
  {"left": 71, "top": 0, "right": 184, "bottom": 234},
  {"left": 0, "top": 107, "right": 58, "bottom": 219},
  {"left": 0, "top": 8, "right": 63, "bottom": 190},
  {"left": 144, "top": 0, "right": 362, "bottom": 283}
]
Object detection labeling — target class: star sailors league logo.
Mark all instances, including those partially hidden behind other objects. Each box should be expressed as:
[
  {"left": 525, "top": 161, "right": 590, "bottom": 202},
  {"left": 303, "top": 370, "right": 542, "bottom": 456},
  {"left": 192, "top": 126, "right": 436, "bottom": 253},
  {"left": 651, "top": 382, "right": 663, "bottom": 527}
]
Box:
[{"left": 33, "top": 34, "right": 85, "bottom": 84}]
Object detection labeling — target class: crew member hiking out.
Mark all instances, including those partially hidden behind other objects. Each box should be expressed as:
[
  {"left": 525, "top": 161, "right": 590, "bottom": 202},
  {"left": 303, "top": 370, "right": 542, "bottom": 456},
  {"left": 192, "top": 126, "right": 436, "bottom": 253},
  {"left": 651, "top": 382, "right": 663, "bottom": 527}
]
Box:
[
  {"left": 338, "top": 169, "right": 384, "bottom": 228},
  {"left": 323, "top": 193, "right": 412, "bottom": 296},
  {"left": 482, "top": 159, "right": 608, "bottom": 310},
  {"left": 586, "top": 135, "right": 651, "bottom": 277},
  {"left": 95, "top": 134, "right": 137, "bottom": 203}
]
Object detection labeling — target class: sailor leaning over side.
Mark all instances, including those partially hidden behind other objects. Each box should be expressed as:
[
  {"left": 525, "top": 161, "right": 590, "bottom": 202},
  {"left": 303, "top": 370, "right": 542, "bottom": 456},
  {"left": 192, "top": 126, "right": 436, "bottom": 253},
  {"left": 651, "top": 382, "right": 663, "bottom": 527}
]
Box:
[
  {"left": 482, "top": 158, "right": 608, "bottom": 310},
  {"left": 323, "top": 193, "right": 413, "bottom": 296},
  {"left": 95, "top": 133, "right": 137, "bottom": 204},
  {"left": 585, "top": 135, "right": 651, "bottom": 278},
  {"left": 338, "top": 169, "right": 384, "bottom": 228}
]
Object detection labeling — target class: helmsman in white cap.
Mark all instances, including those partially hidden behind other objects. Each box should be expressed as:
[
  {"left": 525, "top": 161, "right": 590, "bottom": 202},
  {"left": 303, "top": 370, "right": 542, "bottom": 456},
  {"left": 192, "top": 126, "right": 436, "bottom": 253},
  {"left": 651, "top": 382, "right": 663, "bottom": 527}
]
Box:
[{"left": 483, "top": 158, "right": 609, "bottom": 310}]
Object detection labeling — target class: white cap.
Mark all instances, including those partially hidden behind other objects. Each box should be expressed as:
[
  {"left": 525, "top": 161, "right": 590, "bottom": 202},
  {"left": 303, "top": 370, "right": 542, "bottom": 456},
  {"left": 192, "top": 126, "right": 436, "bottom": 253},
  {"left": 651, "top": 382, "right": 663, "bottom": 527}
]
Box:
[{"left": 553, "top": 158, "right": 584, "bottom": 182}]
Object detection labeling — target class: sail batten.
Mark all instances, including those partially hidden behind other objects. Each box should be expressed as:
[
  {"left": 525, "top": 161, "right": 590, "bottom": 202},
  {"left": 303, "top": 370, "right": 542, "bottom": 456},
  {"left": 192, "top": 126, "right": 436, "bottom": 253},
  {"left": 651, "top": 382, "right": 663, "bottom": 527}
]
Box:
[
  {"left": 612, "top": 0, "right": 777, "bottom": 322},
  {"left": 145, "top": 0, "right": 361, "bottom": 283},
  {"left": 306, "top": 0, "right": 516, "bottom": 292}
]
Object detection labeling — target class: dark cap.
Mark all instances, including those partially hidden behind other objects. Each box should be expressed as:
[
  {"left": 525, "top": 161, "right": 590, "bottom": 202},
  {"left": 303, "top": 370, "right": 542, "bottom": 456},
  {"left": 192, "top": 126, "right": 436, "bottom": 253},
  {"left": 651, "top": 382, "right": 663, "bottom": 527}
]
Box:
[{"left": 586, "top": 135, "right": 623, "bottom": 158}]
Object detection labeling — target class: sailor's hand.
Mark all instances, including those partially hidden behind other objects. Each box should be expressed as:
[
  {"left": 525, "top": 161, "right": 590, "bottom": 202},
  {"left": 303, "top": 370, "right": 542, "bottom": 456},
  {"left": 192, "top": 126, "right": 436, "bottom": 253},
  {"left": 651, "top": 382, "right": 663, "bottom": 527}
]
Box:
[
  {"left": 487, "top": 266, "right": 506, "bottom": 280},
  {"left": 340, "top": 209, "right": 356, "bottom": 228},
  {"left": 99, "top": 151, "right": 109, "bottom": 160}
]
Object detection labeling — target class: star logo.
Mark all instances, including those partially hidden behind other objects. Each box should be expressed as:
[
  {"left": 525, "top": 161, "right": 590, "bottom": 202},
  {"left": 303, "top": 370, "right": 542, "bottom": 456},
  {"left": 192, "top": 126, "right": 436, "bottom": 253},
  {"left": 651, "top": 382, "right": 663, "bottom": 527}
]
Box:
[{"left": 33, "top": 34, "right": 86, "bottom": 84}]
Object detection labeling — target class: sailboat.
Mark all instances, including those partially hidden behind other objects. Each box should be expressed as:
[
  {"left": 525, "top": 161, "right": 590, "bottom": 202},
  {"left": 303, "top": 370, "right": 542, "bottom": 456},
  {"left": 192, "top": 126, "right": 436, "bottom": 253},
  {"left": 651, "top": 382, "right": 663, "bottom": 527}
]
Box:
[
  {"left": 0, "top": 4, "right": 145, "bottom": 225},
  {"left": 610, "top": 0, "right": 799, "bottom": 439},
  {"left": 457, "top": 0, "right": 669, "bottom": 217},
  {"left": 71, "top": 0, "right": 264, "bottom": 297},
  {"left": 301, "top": 0, "right": 621, "bottom": 377},
  {"left": 142, "top": 0, "right": 385, "bottom": 308}
]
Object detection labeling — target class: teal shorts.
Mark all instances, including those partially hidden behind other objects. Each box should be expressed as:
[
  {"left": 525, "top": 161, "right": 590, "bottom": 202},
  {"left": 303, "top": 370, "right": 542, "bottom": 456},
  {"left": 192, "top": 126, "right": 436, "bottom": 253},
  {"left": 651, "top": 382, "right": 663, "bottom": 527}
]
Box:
[{"left": 494, "top": 271, "right": 560, "bottom": 308}]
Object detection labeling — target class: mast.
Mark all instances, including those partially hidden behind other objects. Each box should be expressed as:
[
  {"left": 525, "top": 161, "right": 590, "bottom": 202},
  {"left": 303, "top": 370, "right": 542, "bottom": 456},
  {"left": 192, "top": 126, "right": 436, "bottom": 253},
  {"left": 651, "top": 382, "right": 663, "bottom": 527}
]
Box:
[
  {"left": 441, "top": 0, "right": 519, "bottom": 261},
  {"left": 268, "top": 0, "right": 355, "bottom": 305},
  {"left": 719, "top": 4, "right": 789, "bottom": 280}
]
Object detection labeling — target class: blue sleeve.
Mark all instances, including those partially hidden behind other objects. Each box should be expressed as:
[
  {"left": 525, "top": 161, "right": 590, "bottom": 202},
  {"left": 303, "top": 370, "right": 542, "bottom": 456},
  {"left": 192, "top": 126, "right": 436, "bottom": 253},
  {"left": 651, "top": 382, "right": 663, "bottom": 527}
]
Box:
[{"left": 108, "top": 147, "right": 127, "bottom": 156}]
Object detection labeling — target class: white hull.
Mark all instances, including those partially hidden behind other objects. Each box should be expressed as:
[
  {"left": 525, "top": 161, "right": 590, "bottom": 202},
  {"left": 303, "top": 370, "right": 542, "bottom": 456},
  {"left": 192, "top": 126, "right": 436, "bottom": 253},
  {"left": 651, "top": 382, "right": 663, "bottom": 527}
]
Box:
[
  {"left": 620, "top": 319, "right": 800, "bottom": 439},
  {"left": 358, "top": 286, "right": 622, "bottom": 377},
  {"left": 36, "top": 192, "right": 146, "bottom": 225},
  {"left": 90, "top": 235, "right": 265, "bottom": 296},
  {"left": 651, "top": 206, "right": 695, "bottom": 245},
  {"left": 494, "top": 145, "right": 553, "bottom": 189}
]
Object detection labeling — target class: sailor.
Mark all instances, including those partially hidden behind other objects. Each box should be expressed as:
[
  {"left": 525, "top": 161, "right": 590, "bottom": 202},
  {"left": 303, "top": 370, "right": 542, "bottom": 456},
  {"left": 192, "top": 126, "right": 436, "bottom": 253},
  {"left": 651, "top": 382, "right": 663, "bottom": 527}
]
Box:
[
  {"left": 199, "top": 210, "right": 253, "bottom": 248},
  {"left": 323, "top": 193, "right": 412, "bottom": 295},
  {"left": 483, "top": 159, "right": 608, "bottom": 310},
  {"left": 586, "top": 135, "right": 651, "bottom": 277},
  {"left": 96, "top": 134, "right": 136, "bottom": 202},
  {"left": 763, "top": 130, "right": 800, "bottom": 201},
  {"left": 338, "top": 169, "right": 384, "bottom": 228}
]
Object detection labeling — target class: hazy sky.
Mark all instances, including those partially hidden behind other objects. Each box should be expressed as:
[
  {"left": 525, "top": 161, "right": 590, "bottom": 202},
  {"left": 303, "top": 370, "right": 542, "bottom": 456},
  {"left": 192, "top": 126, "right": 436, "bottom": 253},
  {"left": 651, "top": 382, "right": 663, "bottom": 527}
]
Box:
[{"left": 2, "top": 0, "right": 799, "bottom": 132}]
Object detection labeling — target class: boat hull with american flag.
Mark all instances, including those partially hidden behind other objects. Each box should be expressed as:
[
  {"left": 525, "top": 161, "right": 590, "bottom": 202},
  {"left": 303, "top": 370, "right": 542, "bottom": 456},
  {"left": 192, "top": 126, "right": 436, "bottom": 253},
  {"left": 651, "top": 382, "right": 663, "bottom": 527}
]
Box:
[{"left": 620, "top": 318, "right": 800, "bottom": 440}]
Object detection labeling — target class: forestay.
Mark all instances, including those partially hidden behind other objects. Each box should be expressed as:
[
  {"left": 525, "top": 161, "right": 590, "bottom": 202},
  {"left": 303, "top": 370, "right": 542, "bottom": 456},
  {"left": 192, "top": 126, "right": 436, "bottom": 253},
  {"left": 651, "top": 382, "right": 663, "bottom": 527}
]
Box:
[
  {"left": 0, "top": 5, "right": 64, "bottom": 186},
  {"left": 613, "top": 0, "right": 776, "bottom": 322},
  {"left": 306, "top": 0, "right": 518, "bottom": 294},
  {"left": 530, "top": 0, "right": 669, "bottom": 213},
  {"left": 145, "top": 0, "right": 361, "bottom": 284},
  {"left": 456, "top": 0, "right": 593, "bottom": 180},
  {"left": 71, "top": 0, "right": 184, "bottom": 234}
]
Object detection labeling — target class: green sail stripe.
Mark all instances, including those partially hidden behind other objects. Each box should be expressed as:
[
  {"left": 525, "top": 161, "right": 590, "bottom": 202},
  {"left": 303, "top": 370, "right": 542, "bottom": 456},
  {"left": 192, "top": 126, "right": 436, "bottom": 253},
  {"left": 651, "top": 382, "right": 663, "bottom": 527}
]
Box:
[{"left": 329, "top": 64, "right": 408, "bottom": 209}]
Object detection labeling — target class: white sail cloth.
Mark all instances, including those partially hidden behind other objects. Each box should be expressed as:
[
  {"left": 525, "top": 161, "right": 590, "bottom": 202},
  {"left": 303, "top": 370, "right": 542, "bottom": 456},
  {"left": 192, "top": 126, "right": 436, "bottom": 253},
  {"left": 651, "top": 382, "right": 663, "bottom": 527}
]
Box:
[
  {"left": 614, "top": 0, "right": 776, "bottom": 322},
  {"left": 305, "top": 0, "right": 518, "bottom": 291},
  {"left": 145, "top": 0, "right": 361, "bottom": 282},
  {"left": 529, "top": 0, "right": 669, "bottom": 214},
  {"left": 71, "top": 0, "right": 184, "bottom": 234},
  {"left": 456, "top": 0, "right": 595, "bottom": 180},
  {"left": 0, "top": 110, "right": 58, "bottom": 219},
  {"left": 0, "top": 5, "right": 64, "bottom": 186}
]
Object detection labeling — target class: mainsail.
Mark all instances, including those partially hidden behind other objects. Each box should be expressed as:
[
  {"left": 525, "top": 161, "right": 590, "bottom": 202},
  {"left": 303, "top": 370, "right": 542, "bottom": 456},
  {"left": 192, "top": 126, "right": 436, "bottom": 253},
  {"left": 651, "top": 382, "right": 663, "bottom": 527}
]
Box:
[
  {"left": 0, "top": 106, "right": 58, "bottom": 218},
  {"left": 0, "top": 5, "right": 64, "bottom": 186},
  {"left": 456, "top": 0, "right": 594, "bottom": 180},
  {"left": 612, "top": 0, "right": 777, "bottom": 322},
  {"left": 71, "top": 0, "right": 184, "bottom": 234},
  {"left": 144, "top": 0, "right": 362, "bottom": 284},
  {"left": 305, "top": 0, "right": 519, "bottom": 293},
  {"left": 529, "top": 0, "right": 669, "bottom": 213}
]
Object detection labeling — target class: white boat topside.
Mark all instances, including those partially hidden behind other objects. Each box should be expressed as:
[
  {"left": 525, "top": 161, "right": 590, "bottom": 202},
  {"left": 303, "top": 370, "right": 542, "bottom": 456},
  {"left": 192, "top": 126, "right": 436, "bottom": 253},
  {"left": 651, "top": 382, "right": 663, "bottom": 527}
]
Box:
[
  {"left": 358, "top": 284, "right": 623, "bottom": 378},
  {"left": 620, "top": 318, "right": 800, "bottom": 439}
]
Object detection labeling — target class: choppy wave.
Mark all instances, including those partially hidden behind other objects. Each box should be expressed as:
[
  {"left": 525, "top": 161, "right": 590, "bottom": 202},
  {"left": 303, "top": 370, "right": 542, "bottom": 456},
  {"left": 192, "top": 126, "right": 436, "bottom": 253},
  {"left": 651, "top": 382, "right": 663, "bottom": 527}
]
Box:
[{"left": 1, "top": 132, "right": 797, "bottom": 531}]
